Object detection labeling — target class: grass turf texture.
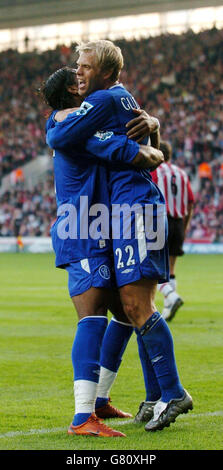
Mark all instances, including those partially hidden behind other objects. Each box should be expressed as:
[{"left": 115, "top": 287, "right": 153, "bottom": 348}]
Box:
[{"left": 0, "top": 253, "right": 222, "bottom": 451}]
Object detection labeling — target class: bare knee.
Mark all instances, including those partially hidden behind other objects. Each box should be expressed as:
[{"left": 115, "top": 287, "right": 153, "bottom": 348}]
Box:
[
  {"left": 119, "top": 281, "right": 157, "bottom": 328},
  {"left": 119, "top": 285, "right": 145, "bottom": 327},
  {"left": 107, "top": 289, "right": 132, "bottom": 325},
  {"left": 121, "top": 298, "right": 142, "bottom": 326}
]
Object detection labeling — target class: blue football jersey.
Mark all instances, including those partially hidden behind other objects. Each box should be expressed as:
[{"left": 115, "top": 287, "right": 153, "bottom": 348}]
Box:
[
  {"left": 46, "top": 110, "right": 140, "bottom": 267},
  {"left": 47, "top": 84, "right": 165, "bottom": 209}
]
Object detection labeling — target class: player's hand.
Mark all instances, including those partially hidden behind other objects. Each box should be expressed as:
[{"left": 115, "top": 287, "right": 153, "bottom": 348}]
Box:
[
  {"left": 55, "top": 107, "right": 79, "bottom": 122},
  {"left": 126, "top": 109, "right": 160, "bottom": 143},
  {"left": 132, "top": 145, "right": 164, "bottom": 170}
]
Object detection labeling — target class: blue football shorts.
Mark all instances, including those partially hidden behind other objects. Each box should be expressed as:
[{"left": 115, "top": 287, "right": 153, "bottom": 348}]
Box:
[
  {"left": 65, "top": 255, "right": 113, "bottom": 297},
  {"left": 112, "top": 204, "right": 169, "bottom": 288},
  {"left": 65, "top": 203, "right": 169, "bottom": 294}
]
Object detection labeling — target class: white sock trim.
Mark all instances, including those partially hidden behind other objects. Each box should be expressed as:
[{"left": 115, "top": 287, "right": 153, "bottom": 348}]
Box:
[
  {"left": 78, "top": 316, "right": 108, "bottom": 323},
  {"left": 111, "top": 317, "right": 133, "bottom": 327}
]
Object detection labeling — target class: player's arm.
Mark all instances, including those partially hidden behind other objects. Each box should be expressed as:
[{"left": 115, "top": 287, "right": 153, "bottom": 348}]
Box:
[
  {"left": 184, "top": 201, "right": 194, "bottom": 234},
  {"left": 131, "top": 145, "right": 163, "bottom": 169},
  {"left": 125, "top": 109, "right": 160, "bottom": 147},
  {"left": 150, "top": 127, "right": 160, "bottom": 149},
  {"left": 85, "top": 132, "right": 163, "bottom": 169},
  {"left": 184, "top": 180, "right": 195, "bottom": 234},
  {"left": 46, "top": 91, "right": 113, "bottom": 149},
  {"left": 46, "top": 92, "right": 163, "bottom": 169}
]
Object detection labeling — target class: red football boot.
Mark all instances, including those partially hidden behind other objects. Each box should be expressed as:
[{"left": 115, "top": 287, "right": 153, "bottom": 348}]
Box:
[
  {"left": 95, "top": 398, "right": 132, "bottom": 419},
  {"left": 68, "top": 413, "right": 126, "bottom": 437}
]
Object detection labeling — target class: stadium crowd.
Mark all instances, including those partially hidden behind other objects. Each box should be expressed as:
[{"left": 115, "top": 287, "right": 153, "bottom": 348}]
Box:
[
  {"left": 0, "top": 27, "right": 223, "bottom": 240},
  {"left": 0, "top": 176, "right": 56, "bottom": 237}
]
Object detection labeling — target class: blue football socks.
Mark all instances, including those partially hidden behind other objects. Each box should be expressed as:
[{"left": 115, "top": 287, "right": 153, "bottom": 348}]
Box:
[
  {"left": 135, "top": 329, "right": 161, "bottom": 402},
  {"left": 140, "top": 312, "right": 184, "bottom": 403},
  {"left": 100, "top": 318, "right": 133, "bottom": 373},
  {"left": 95, "top": 318, "right": 133, "bottom": 409},
  {"left": 71, "top": 316, "right": 108, "bottom": 426}
]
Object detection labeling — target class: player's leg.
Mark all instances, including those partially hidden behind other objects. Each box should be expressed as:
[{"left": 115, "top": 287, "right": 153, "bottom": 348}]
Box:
[
  {"left": 112, "top": 196, "right": 192, "bottom": 430},
  {"left": 157, "top": 281, "right": 183, "bottom": 321},
  {"left": 70, "top": 287, "right": 108, "bottom": 426},
  {"left": 119, "top": 278, "right": 184, "bottom": 401},
  {"left": 71, "top": 283, "right": 109, "bottom": 319},
  {"left": 119, "top": 278, "right": 157, "bottom": 329},
  {"left": 119, "top": 278, "right": 184, "bottom": 402},
  {"left": 113, "top": 221, "right": 192, "bottom": 431},
  {"left": 112, "top": 217, "right": 169, "bottom": 421},
  {"left": 134, "top": 329, "right": 161, "bottom": 422},
  {"left": 96, "top": 289, "right": 133, "bottom": 418},
  {"left": 160, "top": 217, "right": 184, "bottom": 321},
  {"left": 168, "top": 216, "right": 185, "bottom": 294},
  {"left": 169, "top": 254, "right": 177, "bottom": 291},
  {"left": 119, "top": 278, "right": 192, "bottom": 431},
  {"left": 107, "top": 270, "right": 162, "bottom": 420},
  {"left": 66, "top": 259, "right": 125, "bottom": 437},
  {"left": 95, "top": 287, "right": 163, "bottom": 421}
]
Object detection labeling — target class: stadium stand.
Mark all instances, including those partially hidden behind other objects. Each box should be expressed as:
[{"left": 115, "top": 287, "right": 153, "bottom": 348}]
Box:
[
  {"left": 0, "top": 27, "right": 223, "bottom": 240},
  {"left": 0, "top": 175, "right": 56, "bottom": 237}
]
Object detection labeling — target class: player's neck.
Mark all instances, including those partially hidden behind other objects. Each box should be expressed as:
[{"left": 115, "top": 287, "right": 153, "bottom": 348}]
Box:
[{"left": 104, "top": 80, "right": 119, "bottom": 90}]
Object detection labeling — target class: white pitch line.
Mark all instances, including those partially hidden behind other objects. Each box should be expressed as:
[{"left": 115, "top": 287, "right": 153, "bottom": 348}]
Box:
[
  {"left": 0, "top": 411, "right": 222, "bottom": 439},
  {"left": 0, "top": 426, "right": 66, "bottom": 439}
]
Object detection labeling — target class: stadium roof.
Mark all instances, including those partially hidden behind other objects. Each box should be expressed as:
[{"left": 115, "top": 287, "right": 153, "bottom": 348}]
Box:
[{"left": 0, "top": 0, "right": 223, "bottom": 29}]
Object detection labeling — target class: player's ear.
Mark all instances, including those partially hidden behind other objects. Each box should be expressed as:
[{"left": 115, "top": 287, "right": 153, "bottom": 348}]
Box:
[{"left": 102, "top": 69, "right": 113, "bottom": 81}]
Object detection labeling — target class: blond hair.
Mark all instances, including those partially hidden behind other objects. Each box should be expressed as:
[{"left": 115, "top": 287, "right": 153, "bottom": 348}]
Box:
[{"left": 76, "top": 40, "right": 124, "bottom": 82}]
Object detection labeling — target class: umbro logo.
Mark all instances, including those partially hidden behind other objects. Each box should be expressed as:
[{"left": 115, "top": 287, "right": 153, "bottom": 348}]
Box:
[{"left": 151, "top": 355, "right": 163, "bottom": 364}]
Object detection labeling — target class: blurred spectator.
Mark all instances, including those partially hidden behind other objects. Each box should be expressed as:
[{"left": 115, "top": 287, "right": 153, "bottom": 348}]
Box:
[
  {"left": 0, "top": 46, "right": 72, "bottom": 180},
  {"left": 198, "top": 161, "right": 212, "bottom": 188},
  {"left": 10, "top": 167, "right": 24, "bottom": 185},
  {"left": 0, "top": 176, "right": 56, "bottom": 237}
]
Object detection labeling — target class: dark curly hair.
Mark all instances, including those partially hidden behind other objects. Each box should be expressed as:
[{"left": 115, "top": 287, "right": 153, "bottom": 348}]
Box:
[{"left": 39, "top": 66, "right": 80, "bottom": 110}]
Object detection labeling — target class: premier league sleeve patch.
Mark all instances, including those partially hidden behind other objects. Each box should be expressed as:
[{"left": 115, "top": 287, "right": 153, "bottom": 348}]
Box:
[{"left": 75, "top": 101, "right": 94, "bottom": 116}]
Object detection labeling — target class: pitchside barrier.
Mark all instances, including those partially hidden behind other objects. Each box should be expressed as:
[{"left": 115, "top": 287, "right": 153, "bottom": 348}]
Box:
[{"left": 0, "top": 237, "right": 222, "bottom": 254}]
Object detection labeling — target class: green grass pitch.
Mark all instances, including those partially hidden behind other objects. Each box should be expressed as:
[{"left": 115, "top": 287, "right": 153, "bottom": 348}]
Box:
[{"left": 0, "top": 253, "right": 222, "bottom": 450}]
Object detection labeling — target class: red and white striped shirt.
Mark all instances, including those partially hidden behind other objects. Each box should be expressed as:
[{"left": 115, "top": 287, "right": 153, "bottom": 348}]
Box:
[{"left": 151, "top": 162, "right": 194, "bottom": 218}]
